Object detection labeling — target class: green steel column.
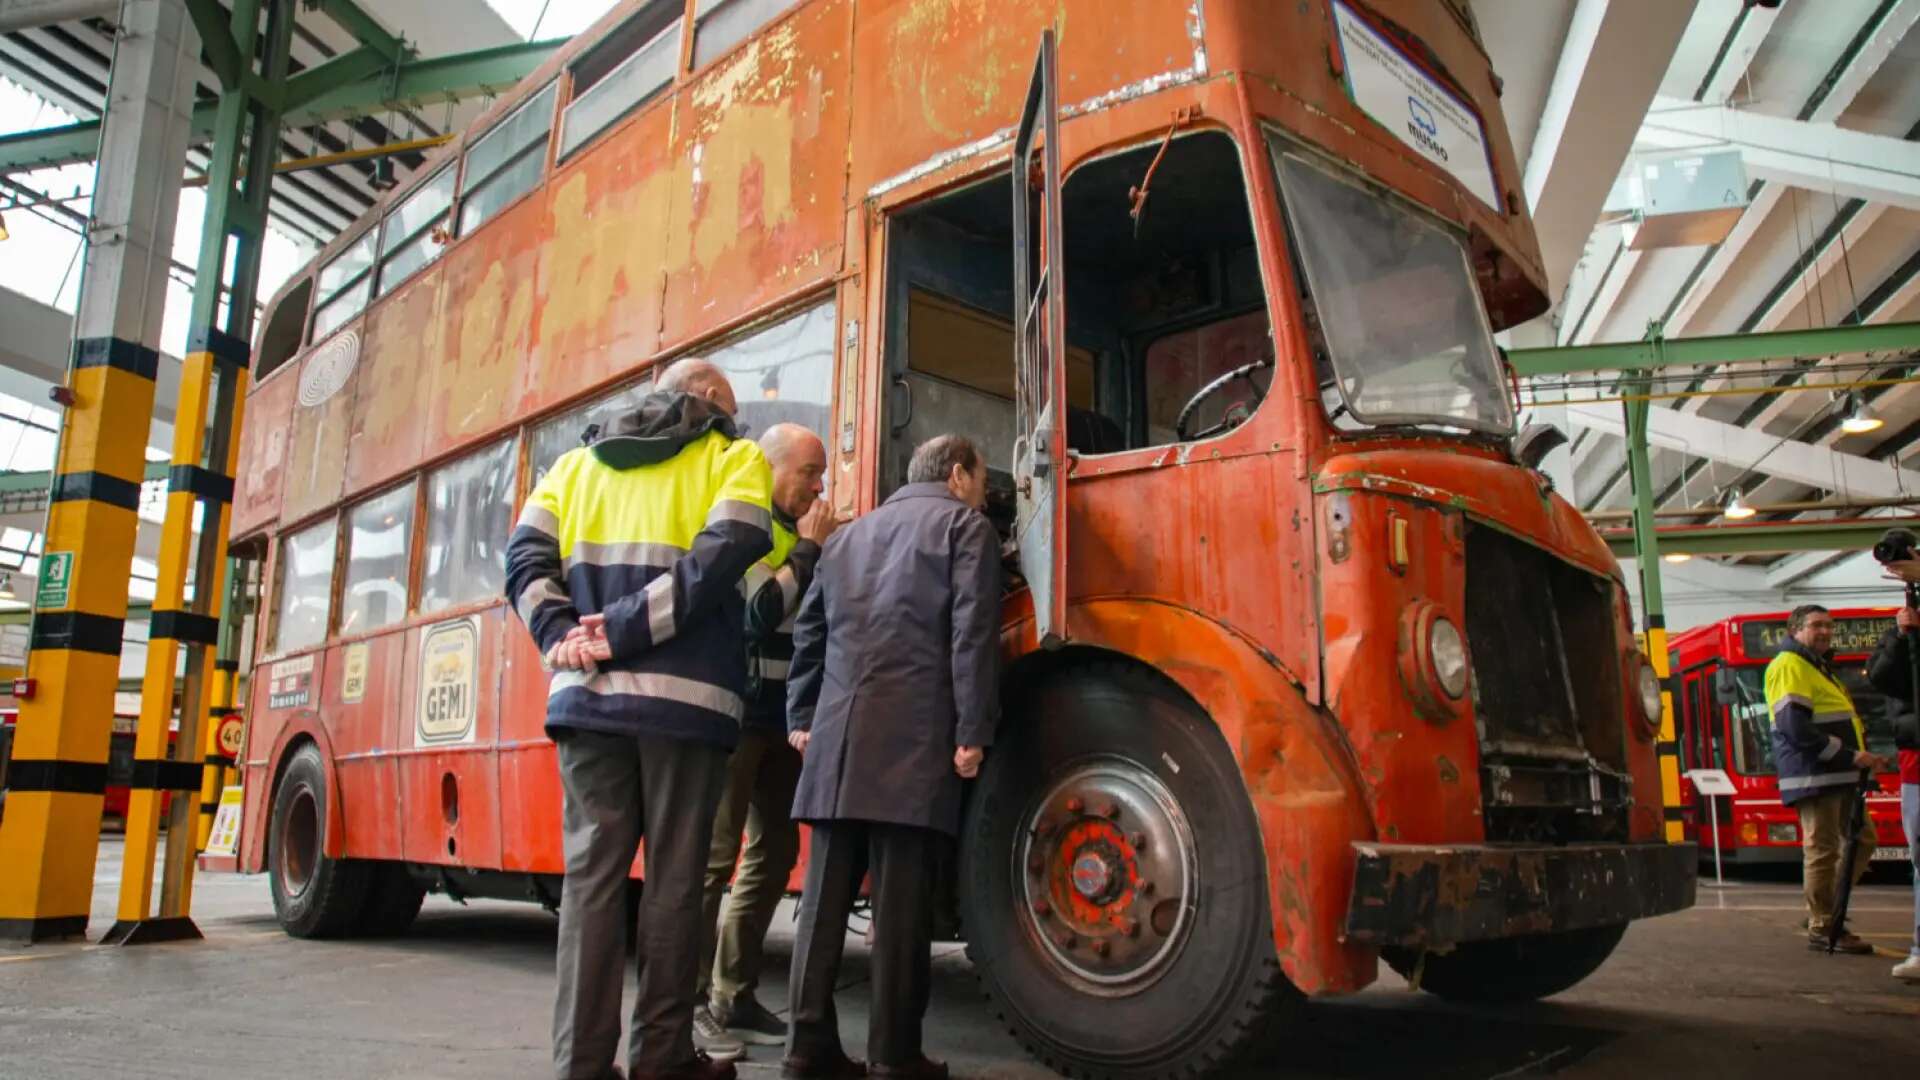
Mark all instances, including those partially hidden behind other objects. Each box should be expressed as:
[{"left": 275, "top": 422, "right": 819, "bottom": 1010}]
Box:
[{"left": 1624, "top": 378, "right": 1684, "bottom": 844}]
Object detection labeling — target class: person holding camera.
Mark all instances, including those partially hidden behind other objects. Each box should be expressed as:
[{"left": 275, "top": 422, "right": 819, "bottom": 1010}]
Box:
[
  {"left": 1868, "top": 551, "right": 1920, "bottom": 982},
  {"left": 1763, "top": 604, "right": 1893, "bottom": 954}
]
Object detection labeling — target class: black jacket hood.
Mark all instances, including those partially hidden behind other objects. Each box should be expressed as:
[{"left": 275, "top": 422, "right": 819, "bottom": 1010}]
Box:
[{"left": 590, "top": 391, "right": 738, "bottom": 470}]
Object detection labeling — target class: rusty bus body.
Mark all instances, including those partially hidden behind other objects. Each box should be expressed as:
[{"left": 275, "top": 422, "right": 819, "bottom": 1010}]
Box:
[{"left": 222, "top": 1, "right": 1694, "bottom": 1072}]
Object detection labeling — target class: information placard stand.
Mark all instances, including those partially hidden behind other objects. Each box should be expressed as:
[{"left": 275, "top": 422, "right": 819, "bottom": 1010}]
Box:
[{"left": 1686, "top": 769, "right": 1737, "bottom": 886}]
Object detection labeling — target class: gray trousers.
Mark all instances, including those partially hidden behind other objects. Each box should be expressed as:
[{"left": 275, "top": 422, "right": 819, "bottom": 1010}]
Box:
[
  {"left": 698, "top": 728, "right": 803, "bottom": 1007},
  {"left": 554, "top": 728, "right": 728, "bottom": 1080}
]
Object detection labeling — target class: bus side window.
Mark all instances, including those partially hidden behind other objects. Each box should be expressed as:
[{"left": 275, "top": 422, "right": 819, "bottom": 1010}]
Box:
[
  {"left": 421, "top": 437, "right": 518, "bottom": 614},
  {"left": 270, "top": 517, "right": 338, "bottom": 656},
  {"left": 256, "top": 277, "right": 312, "bottom": 380},
  {"left": 338, "top": 482, "right": 417, "bottom": 636},
  {"left": 701, "top": 300, "right": 836, "bottom": 446},
  {"left": 528, "top": 377, "right": 653, "bottom": 487},
  {"left": 1678, "top": 674, "right": 1699, "bottom": 770}
]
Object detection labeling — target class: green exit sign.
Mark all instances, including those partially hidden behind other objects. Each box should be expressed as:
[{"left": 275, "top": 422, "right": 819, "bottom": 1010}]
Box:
[{"left": 35, "top": 551, "right": 74, "bottom": 608}]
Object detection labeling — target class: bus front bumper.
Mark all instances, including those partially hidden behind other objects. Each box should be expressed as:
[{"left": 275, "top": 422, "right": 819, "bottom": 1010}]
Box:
[{"left": 1343, "top": 841, "right": 1697, "bottom": 948}]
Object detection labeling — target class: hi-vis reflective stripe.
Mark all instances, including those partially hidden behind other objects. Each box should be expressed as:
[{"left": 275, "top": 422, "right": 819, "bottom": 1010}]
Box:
[
  {"left": 1772, "top": 693, "right": 1813, "bottom": 717},
  {"left": 569, "top": 540, "right": 685, "bottom": 569},
  {"left": 743, "top": 564, "right": 773, "bottom": 594},
  {"left": 644, "top": 575, "right": 674, "bottom": 641},
  {"left": 549, "top": 669, "right": 744, "bottom": 719},
  {"left": 518, "top": 502, "right": 559, "bottom": 536},
  {"left": 1780, "top": 771, "right": 1863, "bottom": 792},
  {"left": 709, "top": 499, "right": 771, "bottom": 531},
  {"left": 755, "top": 657, "right": 791, "bottom": 681},
  {"left": 515, "top": 578, "right": 569, "bottom": 624},
  {"left": 1819, "top": 735, "right": 1847, "bottom": 761},
  {"left": 1812, "top": 710, "right": 1856, "bottom": 725},
  {"left": 774, "top": 564, "right": 800, "bottom": 610}
]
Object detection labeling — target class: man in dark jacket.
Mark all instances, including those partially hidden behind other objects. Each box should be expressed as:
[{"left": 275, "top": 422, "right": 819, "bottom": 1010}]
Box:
[
  {"left": 694, "top": 424, "right": 836, "bottom": 1058},
  {"left": 1866, "top": 607, "right": 1920, "bottom": 981},
  {"left": 506, "top": 357, "right": 773, "bottom": 1080},
  {"left": 782, "top": 434, "right": 1000, "bottom": 1080}
]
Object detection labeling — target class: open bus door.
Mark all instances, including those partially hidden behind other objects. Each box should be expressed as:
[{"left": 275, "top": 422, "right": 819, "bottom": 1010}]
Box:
[{"left": 1012, "top": 30, "right": 1069, "bottom": 649}]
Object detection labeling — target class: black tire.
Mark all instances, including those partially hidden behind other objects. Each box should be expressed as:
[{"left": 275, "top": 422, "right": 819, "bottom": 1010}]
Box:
[
  {"left": 268, "top": 743, "right": 370, "bottom": 939},
  {"left": 960, "top": 662, "right": 1298, "bottom": 1080},
  {"left": 356, "top": 861, "right": 426, "bottom": 936},
  {"left": 1383, "top": 923, "right": 1628, "bottom": 1002}
]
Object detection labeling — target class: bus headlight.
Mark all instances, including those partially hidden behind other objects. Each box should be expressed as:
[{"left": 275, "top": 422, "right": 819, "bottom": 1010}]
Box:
[
  {"left": 1635, "top": 657, "right": 1663, "bottom": 732},
  {"left": 1398, "top": 601, "right": 1469, "bottom": 720},
  {"left": 1429, "top": 617, "right": 1468, "bottom": 699}
]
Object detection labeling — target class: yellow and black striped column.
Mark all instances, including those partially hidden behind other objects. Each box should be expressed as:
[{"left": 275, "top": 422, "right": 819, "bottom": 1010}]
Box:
[
  {"left": 196, "top": 657, "right": 241, "bottom": 853},
  {"left": 0, "top": 338, "right": 161, "bottom": 942},
  {"left": 108, "top": 328, "right": 250, "bottom": 944},
  {"left": 1647, "top": 618, "right": 1685, "bottom": 844}
]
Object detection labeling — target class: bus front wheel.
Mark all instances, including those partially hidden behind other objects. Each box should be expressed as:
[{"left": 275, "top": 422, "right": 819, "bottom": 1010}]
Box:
[
  {"left": 958, "top": 662, "right": 1298, "bottom": 1080},
  {"left": 1383, "top": 923, "right": 1628, "bottom": 1002},
  {"left": 268, "top": 743, "right": 370, "bottom": 938}
]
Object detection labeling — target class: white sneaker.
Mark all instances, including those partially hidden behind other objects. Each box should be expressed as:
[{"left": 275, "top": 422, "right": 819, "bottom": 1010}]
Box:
[{"left": 1892, "top": 955, "right": 1920, "bottom": 982}]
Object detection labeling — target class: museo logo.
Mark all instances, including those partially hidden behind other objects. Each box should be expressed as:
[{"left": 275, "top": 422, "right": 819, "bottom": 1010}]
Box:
[{"left": 1405, "top": 96, "right": 1448, "bottom": 162}]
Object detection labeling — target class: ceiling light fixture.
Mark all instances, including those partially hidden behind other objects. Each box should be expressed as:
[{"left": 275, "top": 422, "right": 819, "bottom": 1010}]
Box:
[
  {"left": 1839, "top": 392, "right": 1883, "bottom": 435},
  {"left": 1663, "top": 552, "right": 1693, "bottom": 564},
  {"left": 1723, "top": 491, "right": 1756, "bottom": 520}
]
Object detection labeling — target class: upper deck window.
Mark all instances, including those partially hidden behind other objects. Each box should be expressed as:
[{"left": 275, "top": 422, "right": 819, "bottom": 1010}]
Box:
[
  {"left": 311, "top": 230, "right": 376, "bottom": 340},
  {"left": 255, "top": 276, "right": 312, "bottom": 380},
  {"left": 459, "top": 81, "right": 559, "bottom": 236},
  {"left": 691, "top": 0, "right": 791, "bottom": 70},
  {"left": 558, "top": 1, "right": 683, "bottom": 162},
  {"left": 376, "top": 167, "right": 456, "bottom": 297}
]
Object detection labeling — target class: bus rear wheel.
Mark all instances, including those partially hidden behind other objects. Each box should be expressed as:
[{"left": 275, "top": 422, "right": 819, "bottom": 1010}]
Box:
[
  {"left": 959, "top": 662, "right": 1297, "bottom": 1080},
  {"left": 268, "top": 743, "right": 370, "bottom": 939},
  {"left": 1383, "top": 923, "right": 1628, "bottom": 1002}
]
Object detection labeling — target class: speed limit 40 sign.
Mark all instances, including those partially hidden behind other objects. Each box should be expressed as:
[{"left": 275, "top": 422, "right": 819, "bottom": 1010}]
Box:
[{"left": 215, "top": 713, "right": 245, "bottom": 760}]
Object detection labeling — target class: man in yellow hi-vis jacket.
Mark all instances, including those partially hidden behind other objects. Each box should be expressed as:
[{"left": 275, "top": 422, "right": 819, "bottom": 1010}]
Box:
[
  {"left": 1764, "top": 604, "right": 1894, "bottom": 954},
  {"left": 507, "top": 357, "right": 773, "bottom": 1080}
]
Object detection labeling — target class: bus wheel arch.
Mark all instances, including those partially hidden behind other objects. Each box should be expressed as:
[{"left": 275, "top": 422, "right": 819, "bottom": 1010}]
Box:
[
  {"left": 262, "top": 727, "right": 368, "bottom": 938},
  {"left": 1000, "top": 599, "right": 1381, "bottom": 996}
]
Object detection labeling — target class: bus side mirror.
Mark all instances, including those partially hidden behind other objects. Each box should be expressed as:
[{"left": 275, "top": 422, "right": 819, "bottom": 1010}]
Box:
[
  {"left": 1513, "top": 422, "right": 1568, "bottom": 471},
  {"left": 1713, "top": 669, "right": 1738, "bottom": 705}
]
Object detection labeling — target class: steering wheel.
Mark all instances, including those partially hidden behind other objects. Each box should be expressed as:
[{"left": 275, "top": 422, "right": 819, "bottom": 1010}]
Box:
[{"left": 1174, "top": 356, "right": 1274, "bottom": 442}]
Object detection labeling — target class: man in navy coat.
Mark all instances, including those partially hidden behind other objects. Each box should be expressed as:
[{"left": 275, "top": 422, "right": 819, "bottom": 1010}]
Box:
[{"left": 781, "top": 434, "right": 1001, "bottom": 1080}]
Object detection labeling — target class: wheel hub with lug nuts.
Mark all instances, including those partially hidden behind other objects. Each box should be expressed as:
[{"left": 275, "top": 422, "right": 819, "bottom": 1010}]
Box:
[{"left": 1017, "top": 758, "right": 1196, "bottom": 992}]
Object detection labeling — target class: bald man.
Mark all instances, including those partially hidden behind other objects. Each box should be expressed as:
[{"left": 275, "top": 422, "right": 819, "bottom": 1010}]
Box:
[
  {"left": 694, "top": 424, "right": 836, "bottom": 1058},
  {"left": 509, "top": 355, "right": 771, "bottom": 1080}
]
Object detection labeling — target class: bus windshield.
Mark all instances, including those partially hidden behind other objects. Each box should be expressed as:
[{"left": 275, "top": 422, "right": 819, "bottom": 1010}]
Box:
[
  {"left": 1269, "top": 140, "right": 1512, "bottom": 436},
  {"left": 1727, "top": 665, "right": 1898, "bottom": 776}
]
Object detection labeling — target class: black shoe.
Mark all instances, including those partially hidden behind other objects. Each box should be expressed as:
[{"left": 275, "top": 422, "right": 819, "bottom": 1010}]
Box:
[
  {"left": 869, "top": 1056, "right": 948, "bottom": 1080},
  {"left": 781, "top": 1049, "right": 867, "bottom": 1080},
  {"left": 633, "top": 1050, "right": 738, "bottom": 1080},
  {"left": 714, "top": 992, "right": 787, "bottom": 1046}
]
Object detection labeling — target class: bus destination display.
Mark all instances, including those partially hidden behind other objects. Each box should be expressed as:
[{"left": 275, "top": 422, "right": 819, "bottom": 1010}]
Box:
[{"left": 1740, "top": 615, "right": 1894, "bottom": 659}]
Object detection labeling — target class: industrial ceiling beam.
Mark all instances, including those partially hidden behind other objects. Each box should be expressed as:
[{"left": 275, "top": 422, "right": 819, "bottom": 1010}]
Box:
[
  {"left": 0, "top": 37, "right": 562, "bottom": 173},
  {"left": 1522, "top": 0, "right": 1698, "bottom": 299},
  {"left": 1567, "top": 399, "right": 1920, "bottom": 499},
  {"left": 0, "top": 0, "right": 119, "bottom": 32},
  {"left": 1510, "top": 320, "right": 1920, "bottom": 376},
  {"left": 311, "top": 0, "right": 407, "bottom": 66},
  {"left": 1598, "top": 516, "right": 1920, "bottom": 558},
  {"left": 1641, "top": 101, "right": 1920, "bottom": 212}
]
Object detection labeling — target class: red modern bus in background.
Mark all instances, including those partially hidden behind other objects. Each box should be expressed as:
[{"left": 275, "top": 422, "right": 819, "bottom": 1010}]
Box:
[
  {"left": 0, "top": 709, "right": 167, "bottom": 825},
  {"left": 1669, "top": 607, "right": 1907, "bottom": 867}
]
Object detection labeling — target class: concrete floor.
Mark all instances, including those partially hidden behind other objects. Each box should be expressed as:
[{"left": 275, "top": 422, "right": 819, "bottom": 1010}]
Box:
[{"left": 2, "top": 840, "right": 1918, "bottom": 1079}]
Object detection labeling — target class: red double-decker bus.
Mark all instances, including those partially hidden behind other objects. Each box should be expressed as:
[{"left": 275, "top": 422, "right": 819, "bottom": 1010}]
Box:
[{"left": 1669, "top": 608, "right": 1907, "bottom": 866}]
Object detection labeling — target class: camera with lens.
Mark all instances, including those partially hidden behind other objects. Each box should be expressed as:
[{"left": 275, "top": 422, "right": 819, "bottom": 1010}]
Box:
[{"left": 1872, "top": 527, "right": 1919, "bottom": 565}]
